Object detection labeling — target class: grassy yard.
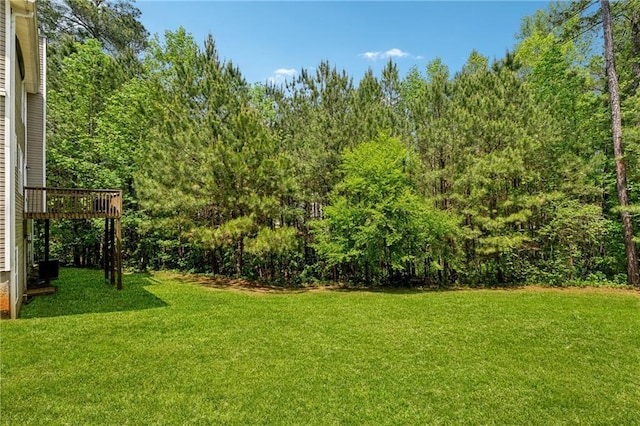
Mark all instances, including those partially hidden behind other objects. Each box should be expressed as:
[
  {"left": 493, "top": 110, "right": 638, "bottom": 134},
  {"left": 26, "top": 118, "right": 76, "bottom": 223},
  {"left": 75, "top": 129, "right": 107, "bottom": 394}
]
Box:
[{"left": 1, "top": 269, "right": 639, "bottom": 424}]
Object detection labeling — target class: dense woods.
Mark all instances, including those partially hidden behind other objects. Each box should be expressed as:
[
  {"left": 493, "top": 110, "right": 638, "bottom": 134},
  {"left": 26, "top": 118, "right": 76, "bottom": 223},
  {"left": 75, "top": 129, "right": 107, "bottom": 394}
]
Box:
[{"left": 41, "top": 0, "right": 640, "bottom": 286}]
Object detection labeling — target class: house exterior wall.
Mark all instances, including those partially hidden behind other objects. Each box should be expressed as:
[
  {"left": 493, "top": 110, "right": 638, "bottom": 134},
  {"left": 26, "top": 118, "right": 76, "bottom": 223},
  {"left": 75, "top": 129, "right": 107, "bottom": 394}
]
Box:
[
  {"left": 12, "top": 9, "right": 26, "bottom": 318},
  {"left": 1, "top": 0, "right": 43, "bottom": 318},
  {"left": 0, "top": 0, "right": 5, "bottom": 265},
  {"left": 0, "top": 0, "right": 8, "bottom": 318},
  {"left": 25, "top": 36, "right": 44, "bottom": 267},
  {"left": 26, "top": 36, "right": 44, "bottom": 188}
]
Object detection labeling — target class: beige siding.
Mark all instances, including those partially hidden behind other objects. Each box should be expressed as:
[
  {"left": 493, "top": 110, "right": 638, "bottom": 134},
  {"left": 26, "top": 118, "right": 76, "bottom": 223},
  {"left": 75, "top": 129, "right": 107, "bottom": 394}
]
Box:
[
  {"left": 0, "top": 1, "right": 4, "bottom": 88},
  {"left": 14, "top": 50, "right": 24, "bottom": 152},
  {"left": 0, "top": 98, "right": 4, "bottom": 268},
  {"left": 15, "top": 81, "right": 24, "bottom": 316},
  {"left": 0, "top": 0, "right": 6, "bottom": 270},
  {"left": 15, "top": 157, "right": 24, "bottom": 317},
  {"left": 26, "top": 39, "right": 44, "bottom": 187},
  {"left": 26, "top": 91, "right": 43, "bottom": 186},
  {"left": 14, "top": 20, "right": 25, "bottom": 317}
]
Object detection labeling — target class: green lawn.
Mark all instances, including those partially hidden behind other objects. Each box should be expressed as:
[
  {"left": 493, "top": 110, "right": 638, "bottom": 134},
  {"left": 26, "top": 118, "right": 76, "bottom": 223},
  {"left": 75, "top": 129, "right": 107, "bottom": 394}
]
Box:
[{"left": 2, "top": 269, "right": 639, "bottom": 425}]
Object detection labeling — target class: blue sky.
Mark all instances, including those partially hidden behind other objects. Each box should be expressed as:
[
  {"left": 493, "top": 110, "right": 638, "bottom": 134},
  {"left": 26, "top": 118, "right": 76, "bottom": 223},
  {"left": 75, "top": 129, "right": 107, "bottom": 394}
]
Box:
[{"left": 136, "top": 1, "right": 550, "bottom": 85}]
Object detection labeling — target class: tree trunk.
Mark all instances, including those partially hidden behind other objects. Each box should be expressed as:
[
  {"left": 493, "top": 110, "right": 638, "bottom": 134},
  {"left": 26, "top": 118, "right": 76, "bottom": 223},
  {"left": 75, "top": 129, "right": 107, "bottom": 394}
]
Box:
[
  {"left": 211, "top": 249, "right": 219, "bottom": 275},
  {"left": 495, "top": 251, "right": 504, "bottom": 285},
  {"left": 602, "top": 0, "right": 640, "bottom": 286},
  {"left": 236, "top": 239, "right": 244, "bottom": 277},
  {"left": 630, "top": 6, "right": 640, "bottom": 92}
]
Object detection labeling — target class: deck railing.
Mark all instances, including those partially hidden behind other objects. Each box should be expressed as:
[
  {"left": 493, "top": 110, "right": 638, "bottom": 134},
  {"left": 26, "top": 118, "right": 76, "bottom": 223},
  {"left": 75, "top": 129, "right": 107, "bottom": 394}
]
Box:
[{"left": 24, "top": 187, "right": 122, "bottom": 219}]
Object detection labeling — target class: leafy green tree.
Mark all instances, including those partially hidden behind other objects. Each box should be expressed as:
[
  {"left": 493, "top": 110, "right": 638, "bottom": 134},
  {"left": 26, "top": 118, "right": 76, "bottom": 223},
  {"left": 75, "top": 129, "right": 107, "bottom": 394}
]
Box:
[
  {"left": 47, "top": 39, "right": 120, "bottom": 188},
  {"left": 36, "top": 0, "right": 149, "bottom": 267},
  {"left": 44, "top": 39, "right": 146, "bottom": 266},
  {"left": 537, "top": 200, "right": 610, "bottom": 283},
  {"left": 313, "top": 135, "right": 458, "bottom": 284},
  {"left": 39, "top": 0, "right": 148, "bottom": 56},
  {"left": 515, "top": 0, "right": 640, "bottom": 285}
]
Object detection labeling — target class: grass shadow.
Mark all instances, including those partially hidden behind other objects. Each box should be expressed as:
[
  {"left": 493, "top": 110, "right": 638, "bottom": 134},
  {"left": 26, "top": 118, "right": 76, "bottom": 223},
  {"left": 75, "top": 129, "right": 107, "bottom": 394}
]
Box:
[{"left": 19, "top": 268, "right": 168, "bottom": 319}]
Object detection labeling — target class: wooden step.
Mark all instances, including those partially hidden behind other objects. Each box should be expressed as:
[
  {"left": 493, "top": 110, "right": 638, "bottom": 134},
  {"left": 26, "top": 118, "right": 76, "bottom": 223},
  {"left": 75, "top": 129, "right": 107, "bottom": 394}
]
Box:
[{"left": 25, "top": 286, "right": 57, "bottom": 296}]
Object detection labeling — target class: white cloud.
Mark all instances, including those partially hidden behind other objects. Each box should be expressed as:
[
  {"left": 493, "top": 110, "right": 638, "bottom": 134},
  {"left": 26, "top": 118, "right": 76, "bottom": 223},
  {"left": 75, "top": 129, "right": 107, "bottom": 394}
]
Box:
[
  {"left": 382, "top": 48, "right": 409, "bottom": 58},
  {"left": 361, "top": 51, "right": 381, "bottom": 60},
  {"left": 360, "top": 48, "right": 415, "bottom": 61},
  {"left": 268, "top": 68, "right": 296, "bottom": 84},
  {"left": 274, "top": 68, "right": 296, "bottom": 77}
]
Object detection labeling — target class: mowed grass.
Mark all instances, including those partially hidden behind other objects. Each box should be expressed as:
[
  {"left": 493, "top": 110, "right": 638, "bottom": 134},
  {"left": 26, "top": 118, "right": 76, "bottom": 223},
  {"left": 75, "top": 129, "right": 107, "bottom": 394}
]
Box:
[{"left": 2, "top": 269, "right": 639, "bottom": 425}]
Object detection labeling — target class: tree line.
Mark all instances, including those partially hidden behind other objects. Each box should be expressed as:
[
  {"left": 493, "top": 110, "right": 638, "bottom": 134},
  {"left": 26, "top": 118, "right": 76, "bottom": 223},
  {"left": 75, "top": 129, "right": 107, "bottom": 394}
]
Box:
[{"left": 40, "top": 0, "right": 640, "bottom": 286}]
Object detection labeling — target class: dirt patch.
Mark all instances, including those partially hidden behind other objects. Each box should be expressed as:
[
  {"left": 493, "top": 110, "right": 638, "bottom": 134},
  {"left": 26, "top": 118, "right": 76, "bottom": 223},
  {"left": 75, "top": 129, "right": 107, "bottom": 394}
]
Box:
[{"left": 154, "top": 272, "right": 349, "bottom": 294}]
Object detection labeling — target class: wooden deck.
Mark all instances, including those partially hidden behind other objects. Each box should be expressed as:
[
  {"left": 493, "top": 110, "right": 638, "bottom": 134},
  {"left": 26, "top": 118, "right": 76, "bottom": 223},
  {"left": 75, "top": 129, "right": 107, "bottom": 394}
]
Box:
[
  {"left": 23, "top": 187, "right": 124, "bottom": 290},
  {"left": 24, "top": 187, "right": 122, "bottom": 219}
]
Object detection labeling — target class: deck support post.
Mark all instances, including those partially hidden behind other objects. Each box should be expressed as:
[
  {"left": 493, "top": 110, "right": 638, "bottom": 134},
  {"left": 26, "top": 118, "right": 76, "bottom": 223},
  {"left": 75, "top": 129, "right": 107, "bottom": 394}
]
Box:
[
  {"left": 110, "top": 218, "right": 115, "bottom": 286},
  {"left": 116, "top": 218, "right": 122, "bottom": 290},
  {"left": 104, "top": 218, "right": 109, "bottom": 280},
  {"left": 44, "top": 219, "right": 50, "bottom": 261},
  {"left": 44, "top": 219, "right": 50, "bottom": 286}
]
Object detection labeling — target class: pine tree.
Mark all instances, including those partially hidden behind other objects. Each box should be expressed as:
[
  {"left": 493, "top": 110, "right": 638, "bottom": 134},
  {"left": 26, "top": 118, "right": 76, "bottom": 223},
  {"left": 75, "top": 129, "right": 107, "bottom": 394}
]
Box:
[{"left": 601, "top": 0, "right": 640, "bottom": 286}]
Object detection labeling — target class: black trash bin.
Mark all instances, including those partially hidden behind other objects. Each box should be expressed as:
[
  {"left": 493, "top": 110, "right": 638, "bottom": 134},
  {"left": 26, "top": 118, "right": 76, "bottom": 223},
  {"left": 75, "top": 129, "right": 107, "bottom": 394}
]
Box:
[{"left": 38, "top": 259, "right": 59, "bottom": 281}]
